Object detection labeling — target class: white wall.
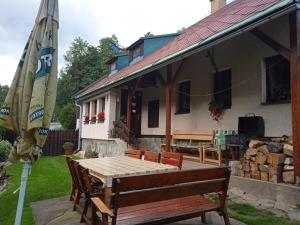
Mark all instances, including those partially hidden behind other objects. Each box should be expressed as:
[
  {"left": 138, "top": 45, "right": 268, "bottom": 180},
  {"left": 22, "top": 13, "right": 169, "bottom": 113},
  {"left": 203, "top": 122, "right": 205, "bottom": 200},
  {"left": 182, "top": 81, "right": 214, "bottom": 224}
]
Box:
[
  {"left": 81, "top": 91, "right": 117, "bottom": 140},
  {"left": 140, "top": 15, "right": 291, "bottom": 137}
]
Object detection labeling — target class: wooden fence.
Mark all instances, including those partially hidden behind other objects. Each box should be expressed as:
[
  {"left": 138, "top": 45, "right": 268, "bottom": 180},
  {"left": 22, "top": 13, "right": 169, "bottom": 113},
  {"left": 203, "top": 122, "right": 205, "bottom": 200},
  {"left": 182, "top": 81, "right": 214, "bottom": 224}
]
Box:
[{"left": 4, "top": 129, "right": 78, "bottom": 156}]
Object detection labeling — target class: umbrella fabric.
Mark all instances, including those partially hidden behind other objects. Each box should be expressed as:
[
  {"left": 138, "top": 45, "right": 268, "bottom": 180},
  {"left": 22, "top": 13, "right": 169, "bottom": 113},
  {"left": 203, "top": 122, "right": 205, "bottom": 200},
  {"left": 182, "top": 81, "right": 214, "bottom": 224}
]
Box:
[{"left": 0, "top": 0, "right": 59, "bottom": 163}]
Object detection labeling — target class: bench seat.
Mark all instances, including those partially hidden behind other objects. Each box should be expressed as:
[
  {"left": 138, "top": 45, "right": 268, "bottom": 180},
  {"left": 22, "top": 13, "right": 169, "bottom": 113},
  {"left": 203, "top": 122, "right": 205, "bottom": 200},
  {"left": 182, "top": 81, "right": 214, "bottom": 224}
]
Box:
[{"left": 94, "top": 195, "right": 219, "bottom": 225}]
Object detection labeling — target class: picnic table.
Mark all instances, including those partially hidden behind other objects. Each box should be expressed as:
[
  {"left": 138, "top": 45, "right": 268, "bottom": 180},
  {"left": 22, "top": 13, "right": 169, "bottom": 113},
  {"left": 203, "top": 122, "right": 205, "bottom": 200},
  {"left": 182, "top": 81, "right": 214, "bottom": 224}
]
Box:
[{"left": 78, "top": 156, "right": 179, "bottom": 204}]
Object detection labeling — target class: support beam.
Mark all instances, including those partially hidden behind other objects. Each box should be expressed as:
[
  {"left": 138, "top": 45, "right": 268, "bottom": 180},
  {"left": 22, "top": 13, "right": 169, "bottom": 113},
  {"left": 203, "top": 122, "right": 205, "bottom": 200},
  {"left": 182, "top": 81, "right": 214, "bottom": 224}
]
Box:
[
  {"left": 290, "top": 10, "right": 300, "bottom": 186},
  {"left": 165, "top": 65, "right": 173, "bottom": 152},
  {"left": 171, "top": 59, "right": 188, "bottom": 87},
  {"left": 156, "top": 72, "right": 166, "bottom": 86},
  {"left": 251, "top": 28, "right": 290, "bottom": 61},
  {"left": 126, "top": 78, "right": 141, "bottom": 130}
]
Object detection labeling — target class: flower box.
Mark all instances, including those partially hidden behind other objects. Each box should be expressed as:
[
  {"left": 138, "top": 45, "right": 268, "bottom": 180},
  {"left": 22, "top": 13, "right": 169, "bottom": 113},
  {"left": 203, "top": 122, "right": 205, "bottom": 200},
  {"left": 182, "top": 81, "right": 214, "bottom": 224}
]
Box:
[{"left": 97, "top": 112, "right": 105, "bottom": 123}]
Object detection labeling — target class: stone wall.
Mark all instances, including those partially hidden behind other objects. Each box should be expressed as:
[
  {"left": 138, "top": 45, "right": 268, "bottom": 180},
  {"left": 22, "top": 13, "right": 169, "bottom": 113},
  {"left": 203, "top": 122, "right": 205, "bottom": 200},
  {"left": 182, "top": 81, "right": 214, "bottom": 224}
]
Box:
[
  {"left": 136, "top": 137, "right": 164, "bottom": 152},
  {"left": 81, "top": 138, "right": 125, "bottom": 157}
]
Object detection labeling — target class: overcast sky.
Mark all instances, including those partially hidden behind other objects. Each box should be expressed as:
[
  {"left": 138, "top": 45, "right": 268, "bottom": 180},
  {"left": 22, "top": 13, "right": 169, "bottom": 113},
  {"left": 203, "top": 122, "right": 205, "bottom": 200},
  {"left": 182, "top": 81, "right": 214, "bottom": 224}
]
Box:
[{"left": 0, "top": 0, "right": 211, "bottom": 86}]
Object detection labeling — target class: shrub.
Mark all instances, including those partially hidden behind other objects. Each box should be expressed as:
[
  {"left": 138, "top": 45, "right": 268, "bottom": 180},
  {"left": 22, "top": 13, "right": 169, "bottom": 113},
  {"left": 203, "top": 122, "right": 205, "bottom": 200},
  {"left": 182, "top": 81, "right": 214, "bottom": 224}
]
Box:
[
  {"left": 58, "top": 103, "right": 76, "bottom": 129},
  {"left": 62, "top": 142, "right": 74, "bottom": 149},
  {"left": 0, "top": 140, "right": 12, "bottom": 162}
]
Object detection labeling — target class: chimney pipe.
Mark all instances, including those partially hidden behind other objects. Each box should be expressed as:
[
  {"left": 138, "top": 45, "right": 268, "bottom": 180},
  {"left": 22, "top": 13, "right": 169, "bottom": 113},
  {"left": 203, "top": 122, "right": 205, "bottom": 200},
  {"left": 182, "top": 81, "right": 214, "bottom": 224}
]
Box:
[{"left": 210, "top": 0, "right": 226, "bottom": 13}]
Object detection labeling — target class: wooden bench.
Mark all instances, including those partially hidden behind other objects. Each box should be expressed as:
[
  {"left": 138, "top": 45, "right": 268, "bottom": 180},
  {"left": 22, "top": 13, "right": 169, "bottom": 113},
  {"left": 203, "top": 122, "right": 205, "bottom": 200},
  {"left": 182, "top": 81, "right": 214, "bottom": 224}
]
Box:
[
  {"left": 161, "top": 130, "right": 214, "bottom": 162},
  {"left": 91, "top": 167, "right": 231, "bottom": 225}
]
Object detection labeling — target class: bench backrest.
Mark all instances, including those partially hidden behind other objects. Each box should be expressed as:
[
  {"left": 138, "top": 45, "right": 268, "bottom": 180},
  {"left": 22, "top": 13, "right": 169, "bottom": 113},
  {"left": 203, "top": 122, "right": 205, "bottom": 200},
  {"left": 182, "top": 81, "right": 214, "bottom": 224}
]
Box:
[
  {"left": 110, "top": 167, "right": 230, "bottom": 210},
  {"left": 172, "top": 130, "right": 214, "bottom": 141}
]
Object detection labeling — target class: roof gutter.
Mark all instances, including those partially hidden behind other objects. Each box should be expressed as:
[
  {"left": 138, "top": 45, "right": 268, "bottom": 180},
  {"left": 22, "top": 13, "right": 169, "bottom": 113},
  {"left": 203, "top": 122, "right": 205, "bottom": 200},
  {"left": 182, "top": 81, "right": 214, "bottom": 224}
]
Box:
[{"left": 76, "top": 0, "right": 295, "bottom": 101}]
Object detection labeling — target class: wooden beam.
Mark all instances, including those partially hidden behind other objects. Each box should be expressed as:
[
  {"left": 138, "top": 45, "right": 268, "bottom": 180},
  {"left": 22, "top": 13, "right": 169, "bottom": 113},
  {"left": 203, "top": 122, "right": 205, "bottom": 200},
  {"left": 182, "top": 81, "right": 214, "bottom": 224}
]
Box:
[
  {"left": 289, "top": 10, "right": 300, "bottom": 186},
  {"left": 165, "top": 64, "right": 173, "bottom": 152},
  {"left": 126, "top": 78, "right": 141, "bottom": 130},
  {"left": 156, "top": 71, "right": 166, "bottom": 86},
  {"left": 251, "top": 28, "right": 290, "bottom": 61},
  {"left": 170, "top": 59, "right": 188, "bottom": 87}
]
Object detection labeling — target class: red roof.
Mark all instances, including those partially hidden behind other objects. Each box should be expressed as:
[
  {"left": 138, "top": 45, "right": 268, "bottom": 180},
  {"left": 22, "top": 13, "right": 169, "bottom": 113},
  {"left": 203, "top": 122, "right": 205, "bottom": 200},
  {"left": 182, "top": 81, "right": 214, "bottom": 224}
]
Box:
[{"left": 77, "top": 0, "right": 288, "bottom": 99}]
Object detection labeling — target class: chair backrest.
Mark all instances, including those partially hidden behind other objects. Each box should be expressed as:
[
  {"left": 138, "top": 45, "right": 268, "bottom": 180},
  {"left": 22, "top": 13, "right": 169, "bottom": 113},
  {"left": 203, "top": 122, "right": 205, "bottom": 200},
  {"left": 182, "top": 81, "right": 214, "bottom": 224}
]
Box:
[
  {"left": 160, "top": 152, "right": 183, "bottom": 169},
  {"left": 144, "top": 151, "right": 160, "bottom": 163},
  {"left": 66, "top": 157, "right": 81, "bottom": 190},
  {"left": 111, "top": 167, "right": 230, "bottom": 210},
  {"left": 172, "top": 130, "right": 214, "bottom": 142},
  {"left": 76, "top": 164, "right": 94, "bottom": 197},
  {"left": 127, "top": 150, "right": 143, "bottom": 159}
]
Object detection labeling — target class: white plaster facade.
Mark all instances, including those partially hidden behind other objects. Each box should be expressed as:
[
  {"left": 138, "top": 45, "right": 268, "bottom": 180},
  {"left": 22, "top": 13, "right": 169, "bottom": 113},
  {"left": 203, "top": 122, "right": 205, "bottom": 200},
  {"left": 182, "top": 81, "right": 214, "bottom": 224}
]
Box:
[
  {"left": 140, "top": 15, "right": 291, "bottom": 137},
  {"left": 81, "top": 91, "right": 117, "bottom": 140},
  {"left": 79, "top": 15, "right": 292, "bottom": 140}
]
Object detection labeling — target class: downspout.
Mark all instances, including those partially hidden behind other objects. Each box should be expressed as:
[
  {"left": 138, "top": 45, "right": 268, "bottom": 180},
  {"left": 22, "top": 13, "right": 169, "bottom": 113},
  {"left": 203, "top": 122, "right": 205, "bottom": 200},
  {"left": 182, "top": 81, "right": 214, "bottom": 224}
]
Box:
[{"left": 75, "top": 102, "right": 82, "bottom": 153}]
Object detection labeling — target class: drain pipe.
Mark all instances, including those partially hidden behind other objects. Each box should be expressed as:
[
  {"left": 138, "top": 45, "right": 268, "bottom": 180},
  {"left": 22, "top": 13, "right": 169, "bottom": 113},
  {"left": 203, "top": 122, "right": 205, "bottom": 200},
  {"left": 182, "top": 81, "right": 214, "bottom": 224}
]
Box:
[{"left": 75, "top": 102, "right": 82, "bottom": 153}]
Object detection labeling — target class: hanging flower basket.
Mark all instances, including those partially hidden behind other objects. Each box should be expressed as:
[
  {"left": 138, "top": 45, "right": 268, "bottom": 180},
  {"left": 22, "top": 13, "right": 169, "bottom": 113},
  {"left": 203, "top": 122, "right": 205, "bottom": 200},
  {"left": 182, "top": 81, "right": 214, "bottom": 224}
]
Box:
[
  {"left": 84, "top": 114, "right": 90, "bottom": 124},
  {"left": 208, "top": 100, "right": 225, "bottom": 122},
  {"left": 97, "top": 112, "right": 105, "bottom": 123}
]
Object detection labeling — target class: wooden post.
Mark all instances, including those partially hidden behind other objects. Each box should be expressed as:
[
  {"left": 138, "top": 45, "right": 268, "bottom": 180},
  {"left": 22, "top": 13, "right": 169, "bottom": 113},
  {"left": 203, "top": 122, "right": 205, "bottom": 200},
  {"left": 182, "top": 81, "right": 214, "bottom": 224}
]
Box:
[
  {"left": 127, "top": 88, "right": 133, "bottom": 130},
  {"left": 290, "top": 9, "right": 300, "bottom": 185},
  {"left": 165, "top": 65, "right": 173, "bottom": 152}
]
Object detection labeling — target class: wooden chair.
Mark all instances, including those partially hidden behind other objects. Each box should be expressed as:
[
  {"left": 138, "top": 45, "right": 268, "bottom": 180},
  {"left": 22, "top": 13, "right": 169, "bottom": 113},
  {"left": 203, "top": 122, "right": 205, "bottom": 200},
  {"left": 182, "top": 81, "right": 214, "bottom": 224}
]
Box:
[
  {"left": 76, "top": 164, "right": 104, "bottom": 225},
  {"left": 127, "top": 150, "right": 143, "bottom": 159},
  {"left": 160, "top": 152, "right": 183, "bottom": 169},
  {"left": 66, "top": 157, "right": 81, "bottom": 203},
  {"left": 144, "top": 151, "right": 161, "bottom": 163},
  {"left": 91, "top": 167, "right": 231, "bottom": 225}
]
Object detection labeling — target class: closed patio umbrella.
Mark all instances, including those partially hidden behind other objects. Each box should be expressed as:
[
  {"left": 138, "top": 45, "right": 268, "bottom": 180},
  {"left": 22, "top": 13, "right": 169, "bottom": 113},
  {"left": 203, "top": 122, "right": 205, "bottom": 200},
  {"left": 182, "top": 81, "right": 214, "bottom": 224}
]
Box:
[{"left": 0, "top": 0, "right": 58, "bottom": 224}]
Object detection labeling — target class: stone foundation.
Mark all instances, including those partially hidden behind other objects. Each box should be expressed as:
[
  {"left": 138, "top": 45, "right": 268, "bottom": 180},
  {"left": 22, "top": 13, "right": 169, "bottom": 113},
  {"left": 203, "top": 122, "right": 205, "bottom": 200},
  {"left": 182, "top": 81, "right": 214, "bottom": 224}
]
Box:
[
  {"left": 136, "top": 137, "right": 164, "bottom": 152},
  {"left": 81, "top": 138, "right": 125, "bottom": 157}
]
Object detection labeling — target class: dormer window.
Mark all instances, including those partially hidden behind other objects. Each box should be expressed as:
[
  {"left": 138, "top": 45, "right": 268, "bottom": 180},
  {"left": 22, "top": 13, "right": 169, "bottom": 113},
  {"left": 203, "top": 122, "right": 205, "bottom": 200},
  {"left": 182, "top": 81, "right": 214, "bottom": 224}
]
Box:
[
  {"left": 129, "top": 42, "right": 144, "bottom": 64},
  {"left": 109, "top": 61, "right": 117, "bottom": 74}
]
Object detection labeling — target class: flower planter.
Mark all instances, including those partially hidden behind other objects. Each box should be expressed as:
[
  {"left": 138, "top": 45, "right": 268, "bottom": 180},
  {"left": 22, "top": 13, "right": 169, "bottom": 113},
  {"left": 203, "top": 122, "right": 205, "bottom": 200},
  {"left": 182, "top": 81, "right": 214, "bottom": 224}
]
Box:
[{"left": 64, "top": 147, "right": 73, "bottom": 155}]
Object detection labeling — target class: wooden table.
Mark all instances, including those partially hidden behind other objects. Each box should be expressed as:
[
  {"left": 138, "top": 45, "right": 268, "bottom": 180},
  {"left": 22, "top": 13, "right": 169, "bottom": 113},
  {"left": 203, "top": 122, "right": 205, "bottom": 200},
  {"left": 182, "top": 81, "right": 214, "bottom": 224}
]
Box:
[{"left": 78, "top": 156, "right": 179, "bottom": 204}]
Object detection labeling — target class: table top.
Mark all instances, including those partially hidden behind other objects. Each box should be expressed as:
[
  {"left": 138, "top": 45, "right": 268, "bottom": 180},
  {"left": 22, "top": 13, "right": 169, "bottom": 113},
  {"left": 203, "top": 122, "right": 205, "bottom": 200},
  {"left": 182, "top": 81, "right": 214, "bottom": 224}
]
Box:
[{"left": 78, "top": 156, "right": 179, "bottom": 187}]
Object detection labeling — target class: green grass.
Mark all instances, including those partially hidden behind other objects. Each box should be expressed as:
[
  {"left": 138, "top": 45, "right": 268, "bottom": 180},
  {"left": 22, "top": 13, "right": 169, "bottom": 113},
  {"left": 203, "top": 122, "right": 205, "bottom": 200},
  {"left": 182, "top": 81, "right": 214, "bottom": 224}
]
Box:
[
  {"left": 1, "top": 156, "right": 300, "bottom": 225},
  {"left": 0, "top": 156, "right": 71, "bottom": 225},
  {"left": 229, "top": 202, "right": 300, "bottom": 225}
]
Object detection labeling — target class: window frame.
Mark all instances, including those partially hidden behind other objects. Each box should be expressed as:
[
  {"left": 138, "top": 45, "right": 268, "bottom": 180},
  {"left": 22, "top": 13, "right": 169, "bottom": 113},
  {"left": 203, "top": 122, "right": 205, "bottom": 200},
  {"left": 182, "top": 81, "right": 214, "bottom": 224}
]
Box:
[
  {"left": 176, "top": 80, "right": 191, "bottom": 114},
  {"left": 148, "top": 99, "right": 160, "bottom": 128}
]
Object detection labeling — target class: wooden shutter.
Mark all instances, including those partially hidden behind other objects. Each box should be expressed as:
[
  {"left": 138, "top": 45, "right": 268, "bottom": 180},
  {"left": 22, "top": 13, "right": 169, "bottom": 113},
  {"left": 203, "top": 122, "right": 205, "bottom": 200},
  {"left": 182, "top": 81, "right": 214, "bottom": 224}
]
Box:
[{"left": 148, "top": 100, "right": 159, "bottom": 128}]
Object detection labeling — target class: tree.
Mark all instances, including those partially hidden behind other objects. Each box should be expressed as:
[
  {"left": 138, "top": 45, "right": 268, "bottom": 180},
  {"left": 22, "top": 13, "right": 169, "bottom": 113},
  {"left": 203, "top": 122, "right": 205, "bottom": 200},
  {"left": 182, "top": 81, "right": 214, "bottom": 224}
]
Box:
[
  {"left": 58, "top": 103, "right": 76, "bottom": 129},
  {"left": 144, "top": 32, "right": 154, "bottom": 37},
  {"left": 54, "top": 35, "right": 119, "bottom": 127}
]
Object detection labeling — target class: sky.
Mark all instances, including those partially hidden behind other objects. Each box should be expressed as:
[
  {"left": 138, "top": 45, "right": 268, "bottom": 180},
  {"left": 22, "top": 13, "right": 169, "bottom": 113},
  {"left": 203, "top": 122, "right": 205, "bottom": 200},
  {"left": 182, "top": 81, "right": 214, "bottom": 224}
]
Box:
[{"left": 0, "top": 0, "right": 211, "bottom": 86}]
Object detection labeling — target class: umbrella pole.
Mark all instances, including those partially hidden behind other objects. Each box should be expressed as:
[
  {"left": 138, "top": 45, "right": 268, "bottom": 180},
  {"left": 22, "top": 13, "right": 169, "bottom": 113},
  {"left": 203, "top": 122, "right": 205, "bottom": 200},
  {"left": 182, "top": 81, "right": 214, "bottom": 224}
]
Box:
[{"left": 14, "top": 161, "right": 31, "bottom": 225}]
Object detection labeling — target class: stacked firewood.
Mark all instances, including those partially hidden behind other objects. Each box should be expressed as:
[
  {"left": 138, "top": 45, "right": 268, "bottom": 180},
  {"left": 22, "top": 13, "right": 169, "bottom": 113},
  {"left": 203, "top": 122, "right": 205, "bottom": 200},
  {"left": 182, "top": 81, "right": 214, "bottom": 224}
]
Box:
[{"left": 238, "top": 136, "right": 295, "bottom": 184}]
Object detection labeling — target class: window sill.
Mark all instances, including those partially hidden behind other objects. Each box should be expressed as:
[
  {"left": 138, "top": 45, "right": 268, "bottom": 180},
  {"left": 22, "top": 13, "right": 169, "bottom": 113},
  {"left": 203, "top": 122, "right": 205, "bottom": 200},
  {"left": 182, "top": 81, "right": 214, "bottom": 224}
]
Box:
[
  {"left": 261, "top": 100, "right": 291, "bottom": 106},
  {"left": 174, "top": 111, "right": 190, "bottom": 115}
]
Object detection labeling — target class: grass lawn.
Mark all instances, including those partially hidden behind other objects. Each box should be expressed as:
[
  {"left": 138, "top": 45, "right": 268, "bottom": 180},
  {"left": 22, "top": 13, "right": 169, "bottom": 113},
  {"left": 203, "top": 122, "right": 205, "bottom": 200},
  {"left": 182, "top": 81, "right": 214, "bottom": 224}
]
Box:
[
  {"left": 0, "top": 156, "right": 71, "bottom": 225},
  {"left": 0, "top": 156, "right": 300, "bottom": 225}
]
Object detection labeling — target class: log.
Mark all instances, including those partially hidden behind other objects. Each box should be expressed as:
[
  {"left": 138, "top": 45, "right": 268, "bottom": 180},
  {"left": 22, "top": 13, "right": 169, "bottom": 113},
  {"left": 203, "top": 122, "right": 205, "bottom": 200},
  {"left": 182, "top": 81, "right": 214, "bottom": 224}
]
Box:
[
  {"left": 250, "top": 162, "right": 258, "bottom": 171},
  {"left": 267, "top": 153, "right": 286, "bottom": 165},
  {"left": 256, "top": 152, "right": 267, "bottom": 164},
  {"left": 260, "top": 172, "right": 269, "bottom": 181},
  {"left": 267, "top": 142, "right": 283, "bottom": 153},
  {"left": 251, "top": 171, "right": 261, "bottom": 180},
  {"left": 257, "top": 145, "right": 269, "bottom": 155},
  {"left": 259, "top": 164, "right": 269, "bottom": 172},
  {"left": 288, "top": 136, "right": 293, "bottom": 145},
  {"left": 246, "top": 148, "right": 258, "bottom": 157},
  {"left": 283, "top": 144, "right": 293, "bottom": 157},
  {"left": 269, "top": 165, "right": 283, "bottom": 174},
  {"left": 282, "top": 171, "right": 295, "bottom": 184},
  {"left": 269, "top": 173, "right": 282, "bottom": 183},
  {"left": 239, "top": 169, "right": 245, "bottom": 177},
  {"left": 284, "top": 157, "right": 294, "bottom": 165},
  {"left": 284, "top": 165, "right": 294, "bottom": 171},
  {"left": 243, "top": 161, "right": 250, "bottom": 172},
  {"left": 249, "top": 140, "right": 265, "bottom": 148},
  {"left": 251, "top": 157, "right": 256, "bottom": 161},
  {"left": 244, "top": 172, "right": 251, "bottom": 178}
]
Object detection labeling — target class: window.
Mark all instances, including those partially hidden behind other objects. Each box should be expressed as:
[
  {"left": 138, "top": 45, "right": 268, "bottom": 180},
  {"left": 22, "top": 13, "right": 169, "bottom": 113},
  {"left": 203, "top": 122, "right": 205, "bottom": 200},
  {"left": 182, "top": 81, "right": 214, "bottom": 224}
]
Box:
[
  {"left": 85, "top": 102, "right": 90, "bottom": 115},
  {"left": 101, "top": 97, "right": 105, "bottom": 112},
  {"left": 214, "top": 69, "right": 232, "bottom": 109},
  {"left": 129, "top": 43, "right": 144, "bottom": 62},
  {"left": 177, "top": 81, "right": 191, "bottom": 114},
  {"left": 93, "top": 100, "right": 97, "bottom": 115},
  {"left": 265, "top": 55, "right": 290, "bottom": 103},
  {"left": 148, "top": 100, "right": 159, "bottom": 128},
  {"left": 109, "top": 61, "right": 117, "bottom": 75}
]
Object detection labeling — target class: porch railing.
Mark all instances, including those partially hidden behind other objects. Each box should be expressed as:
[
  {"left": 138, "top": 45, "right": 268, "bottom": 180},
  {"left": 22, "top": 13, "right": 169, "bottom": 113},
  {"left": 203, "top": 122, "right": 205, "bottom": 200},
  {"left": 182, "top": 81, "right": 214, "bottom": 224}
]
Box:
[{"left": 112, "top": 120, "right": 133, "bottom": 144}]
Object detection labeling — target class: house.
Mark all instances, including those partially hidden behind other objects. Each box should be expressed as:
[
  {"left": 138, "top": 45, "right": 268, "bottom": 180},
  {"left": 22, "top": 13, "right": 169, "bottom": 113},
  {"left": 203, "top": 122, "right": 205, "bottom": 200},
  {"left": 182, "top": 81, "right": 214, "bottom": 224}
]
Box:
[{"left": 75, "top": 0, "right": 300, "bottom": 184}]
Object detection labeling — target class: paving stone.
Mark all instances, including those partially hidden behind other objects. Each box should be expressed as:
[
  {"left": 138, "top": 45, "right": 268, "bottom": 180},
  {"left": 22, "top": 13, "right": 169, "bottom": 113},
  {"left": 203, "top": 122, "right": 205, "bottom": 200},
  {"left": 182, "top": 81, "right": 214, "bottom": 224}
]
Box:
[{"left": 288, "top": 210, "right": 300, "bottom": 221}]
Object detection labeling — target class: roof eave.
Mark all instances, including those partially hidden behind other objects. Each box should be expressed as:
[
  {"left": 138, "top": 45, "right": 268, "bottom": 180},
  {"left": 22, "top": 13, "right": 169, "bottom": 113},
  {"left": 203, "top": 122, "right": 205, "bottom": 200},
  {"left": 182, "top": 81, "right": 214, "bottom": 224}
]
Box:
[{"left": 76, "top": 0, "right": 295, "bottom": 101}]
